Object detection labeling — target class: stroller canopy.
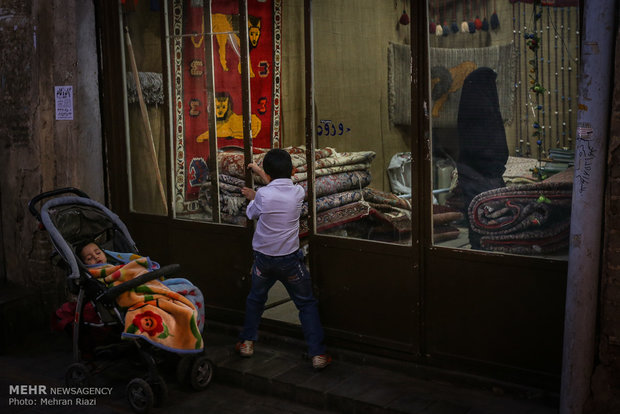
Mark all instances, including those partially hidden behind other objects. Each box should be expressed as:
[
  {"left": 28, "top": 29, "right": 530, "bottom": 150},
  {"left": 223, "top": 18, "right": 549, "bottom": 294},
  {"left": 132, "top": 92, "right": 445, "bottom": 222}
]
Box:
[{"left": 40, "top": 196, "right": 137, "bottom": 279}]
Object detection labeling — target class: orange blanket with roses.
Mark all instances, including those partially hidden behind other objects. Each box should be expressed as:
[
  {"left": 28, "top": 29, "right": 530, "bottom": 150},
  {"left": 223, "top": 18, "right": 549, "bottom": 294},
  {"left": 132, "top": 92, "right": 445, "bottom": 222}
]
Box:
[{"left": 89, "top": 259, "right": 203, "bottom": 353}]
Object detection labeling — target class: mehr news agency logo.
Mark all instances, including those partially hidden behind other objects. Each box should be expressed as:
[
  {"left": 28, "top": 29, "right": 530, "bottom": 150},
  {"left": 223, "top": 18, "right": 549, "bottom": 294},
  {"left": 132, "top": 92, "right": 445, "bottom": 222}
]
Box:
[{"left": 8, "top": 384, "right": 113, "bottom": 407}]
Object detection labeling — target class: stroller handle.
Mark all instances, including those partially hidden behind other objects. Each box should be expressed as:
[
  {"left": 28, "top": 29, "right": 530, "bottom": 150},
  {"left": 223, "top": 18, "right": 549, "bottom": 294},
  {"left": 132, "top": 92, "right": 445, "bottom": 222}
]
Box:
[
  {"left": 99, "top": 264, "right": 181, "bottom": 302},
  {"left": 29, "top": 187, "right": 90, "bottom": 220}
]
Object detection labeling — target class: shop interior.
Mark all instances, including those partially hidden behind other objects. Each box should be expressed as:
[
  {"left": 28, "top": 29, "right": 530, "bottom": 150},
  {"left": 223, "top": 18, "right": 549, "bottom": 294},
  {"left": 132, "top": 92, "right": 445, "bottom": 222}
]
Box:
[{"left": 119, "top": 0, "right": 580, "bottom": 327}]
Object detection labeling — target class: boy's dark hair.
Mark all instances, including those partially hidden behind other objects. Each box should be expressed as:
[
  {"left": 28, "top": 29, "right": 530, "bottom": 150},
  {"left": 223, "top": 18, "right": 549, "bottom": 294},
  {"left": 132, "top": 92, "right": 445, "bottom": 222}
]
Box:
[{"left": 262, "top": 149, "right": 293, "bottom": 179}]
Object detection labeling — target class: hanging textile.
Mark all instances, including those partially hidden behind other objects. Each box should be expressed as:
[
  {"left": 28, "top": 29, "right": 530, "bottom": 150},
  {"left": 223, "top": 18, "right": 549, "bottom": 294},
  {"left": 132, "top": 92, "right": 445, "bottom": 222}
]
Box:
[{"left": 172, "top": 0, "right": 282, "bottom": 211}]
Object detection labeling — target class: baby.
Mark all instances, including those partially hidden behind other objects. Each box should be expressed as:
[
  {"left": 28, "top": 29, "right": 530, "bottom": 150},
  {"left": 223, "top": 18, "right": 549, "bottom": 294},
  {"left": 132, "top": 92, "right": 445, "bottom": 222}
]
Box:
[{"left": 79, "top": 242, "right": 107, "bottom": 265}]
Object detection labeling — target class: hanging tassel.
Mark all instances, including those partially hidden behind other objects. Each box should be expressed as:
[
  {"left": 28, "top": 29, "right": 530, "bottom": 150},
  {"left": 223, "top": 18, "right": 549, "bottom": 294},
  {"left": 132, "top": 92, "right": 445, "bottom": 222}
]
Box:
[
  {"left": 490, "top": 0, "right": 499, "bottom": 30},
  {"left": 436, "top": 24, "right": 444, "bottom": 36},
  {"left": 450, "top": 0, "right": 459, "bottom": 33},
  {"left": 399, "top": 10, "right": 410, "bottom": 25},
  {"left": 475, "top": 16, "right": 482, "bottom": 30},
  {"left": 440, "top": 1, "right": 448, "bottom": 36},
  {"left": 429, "top": 20, "right": 437, "bottom": 34},
  {"left": 490, "top": 11, "right": 500, "bottom": 29},
  {"left": 461, "top": 21, "right": 469, "bottom": 33},
  {"left": 467, "top": 0, "right": 475, "bottom": 33},
  {"left": 481, "top": 0, "right": 489, "bottom": 31}
]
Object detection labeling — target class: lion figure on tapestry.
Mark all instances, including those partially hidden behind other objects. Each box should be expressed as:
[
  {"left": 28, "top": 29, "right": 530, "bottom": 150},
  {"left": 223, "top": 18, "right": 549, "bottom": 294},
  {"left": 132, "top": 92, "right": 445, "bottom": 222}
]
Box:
[
  {"left": 212, "top": 13, "right": 261, "bottom": 78},
  {"left": 196, "top": 92, "right": 261, "bottom": 142}
]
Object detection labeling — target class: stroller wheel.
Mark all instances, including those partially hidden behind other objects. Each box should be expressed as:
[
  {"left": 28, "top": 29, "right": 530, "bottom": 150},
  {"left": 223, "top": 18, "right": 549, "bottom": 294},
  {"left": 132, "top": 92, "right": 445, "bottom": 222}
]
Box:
[
  {"left": 176, "top": 355, "right": 193, "bottom": 385},
  {"left": 189, "top": 355, "right": 214, "bottom": 391},
  {"left": 126, "top": 378, "right": 154, "bottom": 414},
  {"left": 148, "top": 375, "right": 168, "bottom": 407},
  {"left": 65, "top": 362, "right": 90, "bottom": 387}
]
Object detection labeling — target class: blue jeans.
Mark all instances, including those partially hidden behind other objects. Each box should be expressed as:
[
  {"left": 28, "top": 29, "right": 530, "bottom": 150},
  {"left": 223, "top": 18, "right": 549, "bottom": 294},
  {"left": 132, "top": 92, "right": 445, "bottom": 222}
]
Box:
[{"left": 239, "top": 249, "right": 326, "bottom": 357}]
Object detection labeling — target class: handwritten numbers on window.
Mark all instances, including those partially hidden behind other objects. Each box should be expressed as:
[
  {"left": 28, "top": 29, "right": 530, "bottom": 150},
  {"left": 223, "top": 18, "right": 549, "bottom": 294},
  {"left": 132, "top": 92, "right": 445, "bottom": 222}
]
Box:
[{"left": 317, "top": 120, "right": 350, "bottom": 137}]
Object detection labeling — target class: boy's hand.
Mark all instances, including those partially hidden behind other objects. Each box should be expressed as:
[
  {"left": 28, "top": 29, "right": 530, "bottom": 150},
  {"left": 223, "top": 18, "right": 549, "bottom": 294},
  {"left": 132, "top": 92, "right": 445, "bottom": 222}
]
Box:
[
  {"left": 242, "top": 187, "right": 256, "bottom": 201},
  {"left": 247, "top": 162, "right": 271, "bottom": 183},
  {"left": 247, "top": 163, "right": 263, "bottom": 175}
]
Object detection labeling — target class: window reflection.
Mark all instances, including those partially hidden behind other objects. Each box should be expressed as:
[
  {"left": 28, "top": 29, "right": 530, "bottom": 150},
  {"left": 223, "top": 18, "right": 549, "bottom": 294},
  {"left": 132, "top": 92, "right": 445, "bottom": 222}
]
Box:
[
  {"left": 122, "top": 0, "right": 168, "bottom": 215},
  {"left": 170, "top": 0, "right": 282, "bottom": 224},
  {"left": 429, "top": 0, "right": 579, "bottom": 258},
  {"left": 310, "top": 0, "right": 413, "bottom": 245}
]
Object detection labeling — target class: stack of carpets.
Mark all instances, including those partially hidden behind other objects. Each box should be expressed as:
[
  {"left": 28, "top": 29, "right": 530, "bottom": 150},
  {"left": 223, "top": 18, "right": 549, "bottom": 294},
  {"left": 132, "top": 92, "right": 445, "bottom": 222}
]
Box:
[{"left": 198, "top": 147, "right": 412, "bottom": 242}]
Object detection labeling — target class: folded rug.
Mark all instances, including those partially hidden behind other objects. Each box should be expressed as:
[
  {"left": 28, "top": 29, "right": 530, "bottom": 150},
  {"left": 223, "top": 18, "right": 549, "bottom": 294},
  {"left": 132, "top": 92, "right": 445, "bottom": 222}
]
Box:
[{"left": 469, "top": 180, "right": 572, "bottom": 254}]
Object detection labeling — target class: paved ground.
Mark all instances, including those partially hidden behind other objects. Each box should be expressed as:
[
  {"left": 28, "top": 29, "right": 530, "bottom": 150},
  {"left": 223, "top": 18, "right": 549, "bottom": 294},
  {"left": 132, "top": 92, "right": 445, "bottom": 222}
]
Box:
[
  {"left": 0, "top": 329, "right": 339, "bottom": 414},
  {"left": 0, "top": 324, "right": 560, "bottom": 414}
]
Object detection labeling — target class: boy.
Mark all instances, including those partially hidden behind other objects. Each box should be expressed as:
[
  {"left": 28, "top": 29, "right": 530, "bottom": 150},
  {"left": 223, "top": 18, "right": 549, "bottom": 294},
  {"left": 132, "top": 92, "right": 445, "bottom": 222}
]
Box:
[{"left": 238, "top": 148, "right": 331, "bottom": 370}]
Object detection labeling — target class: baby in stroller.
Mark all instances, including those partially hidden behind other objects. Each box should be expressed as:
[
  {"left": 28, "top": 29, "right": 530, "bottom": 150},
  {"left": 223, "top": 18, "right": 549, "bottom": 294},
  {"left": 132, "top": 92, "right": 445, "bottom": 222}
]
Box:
[
  {"left": 76, "top": 241, "right": 206, "bottom": 337},
  {"left": 29, "top": 188, "right": 213, "bottom": 413}
]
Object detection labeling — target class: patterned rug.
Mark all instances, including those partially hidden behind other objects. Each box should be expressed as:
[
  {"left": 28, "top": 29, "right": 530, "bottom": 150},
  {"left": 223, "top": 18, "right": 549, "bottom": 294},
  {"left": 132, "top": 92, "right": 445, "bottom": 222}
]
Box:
[{"left": 469, "top": 180, "right": 572, "bottom": 254}]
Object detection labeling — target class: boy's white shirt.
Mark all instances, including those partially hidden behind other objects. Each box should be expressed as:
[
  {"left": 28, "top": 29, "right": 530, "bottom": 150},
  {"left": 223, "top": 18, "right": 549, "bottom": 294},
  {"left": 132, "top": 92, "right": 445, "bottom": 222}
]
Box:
[{"left": 246, "top": 178, "right": 304, "bottom": 256}]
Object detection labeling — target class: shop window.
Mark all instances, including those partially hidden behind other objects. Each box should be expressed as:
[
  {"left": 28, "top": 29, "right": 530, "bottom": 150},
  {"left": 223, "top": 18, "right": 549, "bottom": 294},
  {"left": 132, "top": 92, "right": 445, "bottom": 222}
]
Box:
[
  {"left": 309, "top": 0, "right": 413, "bottom": 245},
  {"left": 121, "top": 0, "right": 169, "bottom": 216},
  {"left": 119, "top": 0, "right": 281, "bottom": 222},
  {"left": 121, "top": 0, "right": 414, "bottom": 246},
  {"left": 167, "top": 0, "right": 282, "bottom": 224},
  {"left": 428, "top": 0, "right": 579, "bottom": 258}
]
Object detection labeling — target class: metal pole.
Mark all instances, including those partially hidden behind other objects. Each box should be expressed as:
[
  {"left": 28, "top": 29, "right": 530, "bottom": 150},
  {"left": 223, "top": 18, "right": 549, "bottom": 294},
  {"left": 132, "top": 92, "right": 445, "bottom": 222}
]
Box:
[
  {"left": 560, "top": 0, "right": 616, "bottom": 412},
  {"left": 304, "top": 0, "right": 316, "bottom": 236}
]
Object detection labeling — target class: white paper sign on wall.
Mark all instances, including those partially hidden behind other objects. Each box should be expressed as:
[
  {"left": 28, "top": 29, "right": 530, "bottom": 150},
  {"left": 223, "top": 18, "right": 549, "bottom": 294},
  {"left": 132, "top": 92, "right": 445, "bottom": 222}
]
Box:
[{"left": 55, "top": 86, "right": 74, "bottom": 121}]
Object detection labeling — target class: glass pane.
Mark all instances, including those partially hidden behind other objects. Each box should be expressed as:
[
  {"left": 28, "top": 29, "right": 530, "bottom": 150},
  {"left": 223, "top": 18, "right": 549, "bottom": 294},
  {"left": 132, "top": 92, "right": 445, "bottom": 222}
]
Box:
[
  {"left": 428, "top": 0, "right": 579, "bottom": 259},
  {"left": 170, "top": 0, "right": 282, "bottom": 224},
  {"left": 310, "top": 0, "right": 413, "bottom": 244},
  {"left": 122, "top": 0, "right": 168, "bottom": 215}
]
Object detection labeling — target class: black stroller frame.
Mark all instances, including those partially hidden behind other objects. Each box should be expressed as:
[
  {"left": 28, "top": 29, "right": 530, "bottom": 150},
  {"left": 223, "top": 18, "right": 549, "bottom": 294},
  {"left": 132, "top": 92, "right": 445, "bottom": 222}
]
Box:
[{"left": 29, "top": 188, "right": 213, "bottom": 413}]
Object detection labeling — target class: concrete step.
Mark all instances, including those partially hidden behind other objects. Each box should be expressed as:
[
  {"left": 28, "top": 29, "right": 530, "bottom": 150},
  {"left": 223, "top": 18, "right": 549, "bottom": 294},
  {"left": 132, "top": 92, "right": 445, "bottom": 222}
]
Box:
[{"left": 201, "top": 324, "right": 559, "bottom": 414}]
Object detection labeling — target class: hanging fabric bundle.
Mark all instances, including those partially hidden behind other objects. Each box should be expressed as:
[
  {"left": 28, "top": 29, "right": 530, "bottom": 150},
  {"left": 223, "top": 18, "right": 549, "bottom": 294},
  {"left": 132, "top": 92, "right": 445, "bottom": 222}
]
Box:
[
  {"left": 475, "top": 16, "right": 483, "bottom": 30},
  {"left": 468, "top": 0, "right": 476, "bottom": 33},
  {"left": 399, "top": 8, "right": 410, "bottom": 25},
  {"left": 435, "top": 3, "right": 443, "bottom": 36},
  {"left": 481, "top": 0, "right": 489, "bottom": 31},
  {"left": 451, "top": 0, "right": 459, "bottom": 33},
  {"left": 490, "top": 0, "right": 500, "bottom": 30},
  {"left": 442, "top": 1, "right": 449, "bottom": 36},
  {"left": 474, "top": 0, "right": 482, "bottom": 30},
  {"left": 429, "top": 2, "right": 436, "bottom": 33},
  {"left": 399, "top": 10, "right": 410, "bottom": 25},
  {"left": 461, "top": 0, "right": 469, "bottom": 32}
]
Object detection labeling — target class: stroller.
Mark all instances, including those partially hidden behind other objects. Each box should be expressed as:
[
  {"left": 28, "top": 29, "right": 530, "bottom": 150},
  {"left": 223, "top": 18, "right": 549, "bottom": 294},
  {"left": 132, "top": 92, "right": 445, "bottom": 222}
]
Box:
[{"left": 29, "top": 188, "right": 213, "bottom": 413}]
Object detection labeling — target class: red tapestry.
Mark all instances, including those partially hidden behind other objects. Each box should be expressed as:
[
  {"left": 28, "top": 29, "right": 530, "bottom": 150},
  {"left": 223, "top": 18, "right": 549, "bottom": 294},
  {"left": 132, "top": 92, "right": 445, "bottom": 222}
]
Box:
[{"left": 172, "top": 0, "right": 282, "bottom": 212}]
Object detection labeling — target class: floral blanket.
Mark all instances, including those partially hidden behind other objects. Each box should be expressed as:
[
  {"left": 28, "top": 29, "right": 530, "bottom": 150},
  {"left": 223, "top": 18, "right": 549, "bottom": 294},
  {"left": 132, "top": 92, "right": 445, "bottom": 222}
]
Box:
[{"left": 89, "top": 259, "right": 203, "bottom": 353}]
